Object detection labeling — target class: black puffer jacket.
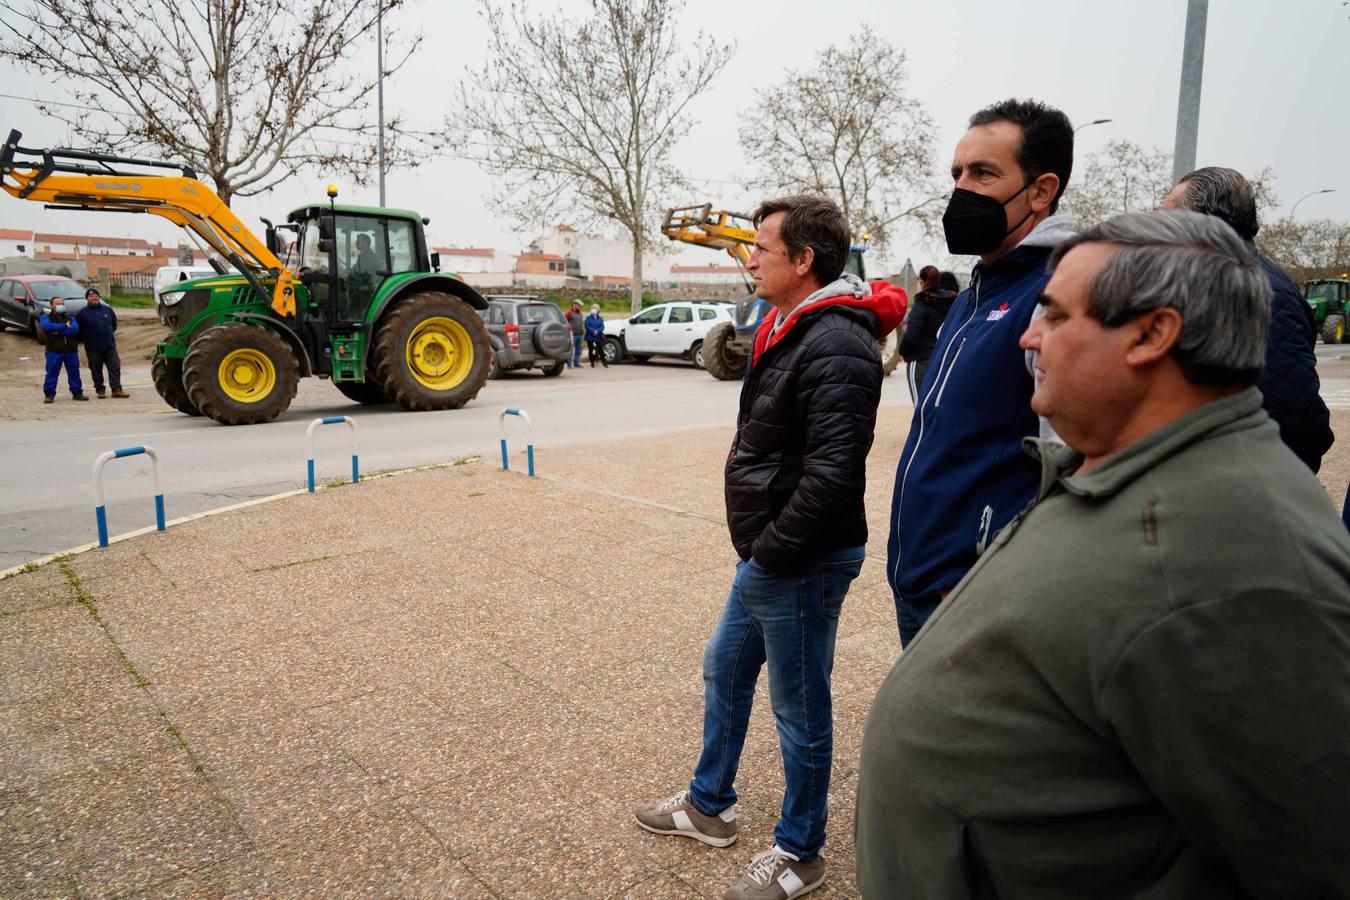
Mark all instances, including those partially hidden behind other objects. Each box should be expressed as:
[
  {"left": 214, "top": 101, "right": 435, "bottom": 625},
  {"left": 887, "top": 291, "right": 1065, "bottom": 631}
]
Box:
[
  {"left": 897, "top": 287, "right": 956, "bottom": 363},
  {"left": 1257, "top": 255, "right": 1334, "bottom": 472},
  {"left": 725, "top": 280, "right": 902, "bottom": 574}
]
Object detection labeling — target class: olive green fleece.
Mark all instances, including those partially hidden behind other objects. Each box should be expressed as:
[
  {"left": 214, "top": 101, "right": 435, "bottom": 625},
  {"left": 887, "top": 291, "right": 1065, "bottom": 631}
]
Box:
[{"left": 856, "top": 387, "right": 1350, "bottom": 898}]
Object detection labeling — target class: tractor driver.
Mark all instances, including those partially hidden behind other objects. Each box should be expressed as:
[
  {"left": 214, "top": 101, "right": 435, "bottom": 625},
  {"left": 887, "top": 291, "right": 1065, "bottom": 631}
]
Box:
[{"left": 353, "top": 233, "right": 380, "bottom": 275}]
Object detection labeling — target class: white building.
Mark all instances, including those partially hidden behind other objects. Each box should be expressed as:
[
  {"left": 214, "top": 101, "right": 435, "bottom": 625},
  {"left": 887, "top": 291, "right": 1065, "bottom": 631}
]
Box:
[
  {"left": 0, "top": 229, "right": 33, "bottom": 257},
  {"left": 534, "top": 224, "right": 672, "bottom": 284},
  {"left": 32, "top": 233, "right": 156, "bottom": 257},
  {"left": 432, "top": 246, "right": 510, "bottom": 274}
]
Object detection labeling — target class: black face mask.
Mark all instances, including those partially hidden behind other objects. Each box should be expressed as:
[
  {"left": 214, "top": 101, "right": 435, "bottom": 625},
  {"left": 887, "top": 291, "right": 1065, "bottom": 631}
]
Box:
[{"left": 942, "top": 181, "right": 1035, "bottom": 256}]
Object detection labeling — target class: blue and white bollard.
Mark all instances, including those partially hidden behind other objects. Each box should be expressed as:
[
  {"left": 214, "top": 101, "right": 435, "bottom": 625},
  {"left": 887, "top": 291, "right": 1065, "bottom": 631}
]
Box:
[
  {"left": 498, "top": 407, "right": 535, "bottom": 477},
  {"left": 92, "top": 445, "right": 165, "bottom": 548},
  {"left": 306, "top": 416, "right": 360, "bottom": 493}
]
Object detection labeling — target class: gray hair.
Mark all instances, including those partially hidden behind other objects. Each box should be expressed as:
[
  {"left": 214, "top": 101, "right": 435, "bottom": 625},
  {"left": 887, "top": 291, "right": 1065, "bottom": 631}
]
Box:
[
  {"left": 1050, "top": 210, "right": 1270, "bottom": 387},
  {"left": 1171, "top": 167, "right": 1259, "bottom": 240}
]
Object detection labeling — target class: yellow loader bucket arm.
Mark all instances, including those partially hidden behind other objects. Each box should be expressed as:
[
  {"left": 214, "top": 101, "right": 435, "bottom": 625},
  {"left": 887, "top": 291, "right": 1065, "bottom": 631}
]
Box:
[
  {"left": 0, "top": 129, "right": 297, "bottom": 317},
  {"left": 661, "top": 204, "right": 756, "bottom": 283}
]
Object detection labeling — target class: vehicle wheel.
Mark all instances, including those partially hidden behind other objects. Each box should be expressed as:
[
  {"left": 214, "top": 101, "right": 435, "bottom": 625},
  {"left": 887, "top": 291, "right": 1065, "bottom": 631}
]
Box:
[
  {"left": 334, "top": 378, "right": 392, "bottom": 405},
  {"left": 602, "top": 337, "right": 624, "bottom": 365},
  {"left": 151, "top": 356, "right": 202, "bottom": 417},
  {"left": 879, "top": 330, "right": 903, "bottom": 377},
  {"left": 182, "top": 323, "right": 299, "bottom": 425},
  {"left": 690, "top": 340, "right": 705, "bottom": 370},
  {"left": 702, "top": 321, "right": 747, "bottom": 381},
  {"left": 30, "top": 318, "right": 44, "bottom": 345},
  {"left": 487, "top": 350, "right": 502, "bottom": 380},
  {"left": 0, "top": 321, "right": 7, "bottom": 332},
  {"left": 1322, "top": 314, "right": 1345, "bottom": 345},
  {"left": 543, "top": 361, "right": 565, "bottom": 377},
  {"left": 371, "top": 291, "right": 491, "bottom": 411}
]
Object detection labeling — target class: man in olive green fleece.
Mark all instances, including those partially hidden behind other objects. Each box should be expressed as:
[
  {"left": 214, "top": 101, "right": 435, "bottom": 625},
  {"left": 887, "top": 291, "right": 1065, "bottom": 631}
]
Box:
[{"left": 856, "top": 210, "right": 1350, "bottom": 898}]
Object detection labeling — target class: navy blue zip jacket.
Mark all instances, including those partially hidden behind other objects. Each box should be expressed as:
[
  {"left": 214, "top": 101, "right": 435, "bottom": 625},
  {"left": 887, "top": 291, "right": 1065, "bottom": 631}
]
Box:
[
  {"left": 75, "top": 303, "right": 118, "bottom": 352},
  {"left": 1255, "top": 255, "right": 1333, "bottom": 472},
  {"left": 886, "top": 215, "right": 1074, "bottom": 601}
]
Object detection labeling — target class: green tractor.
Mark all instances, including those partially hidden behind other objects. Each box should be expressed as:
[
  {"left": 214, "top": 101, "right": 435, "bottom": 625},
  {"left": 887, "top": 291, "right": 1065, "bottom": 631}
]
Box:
[
  {"left": 1305, "top": 277, "right": 1350, "bottom": 345},
  {"left": 0, "top": 130, "right": 491, "bottom": 425}
]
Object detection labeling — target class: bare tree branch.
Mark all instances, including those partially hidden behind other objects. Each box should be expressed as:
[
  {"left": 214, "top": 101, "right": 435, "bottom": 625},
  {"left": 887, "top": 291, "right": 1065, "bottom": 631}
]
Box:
[
  {"left": 738, "top": 26, "right": 944, "bottom": 252},
  {"left": 450, "top": 0, "right": 733, "bottom": 313},
  {"left": 0, "top": 0, "right": 433, "bottom": 206}
]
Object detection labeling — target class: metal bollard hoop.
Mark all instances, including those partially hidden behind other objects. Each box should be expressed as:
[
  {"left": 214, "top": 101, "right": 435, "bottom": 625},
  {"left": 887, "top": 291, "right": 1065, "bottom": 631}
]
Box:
[
  {"left": 92, "top": 444, "right": 165, "bottom": 547},
  {"left": 498, "top": 407, "right": 535, "bottom": 477},
  {"left": 306, "top": 416, "right": 360, "bottom": 492}
]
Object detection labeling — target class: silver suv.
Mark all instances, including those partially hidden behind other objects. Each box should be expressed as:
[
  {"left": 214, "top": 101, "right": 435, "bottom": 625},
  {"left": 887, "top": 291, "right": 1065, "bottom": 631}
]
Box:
[{"left": 480, "top": 296, "right": 573, "bottom": 378}]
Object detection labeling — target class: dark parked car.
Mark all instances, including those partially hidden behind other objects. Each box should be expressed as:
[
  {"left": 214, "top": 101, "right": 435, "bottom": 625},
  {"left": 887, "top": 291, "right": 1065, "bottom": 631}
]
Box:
[
  {"left": 0, "top": 275, "right": 89, "bottom": 343},
  {"left": 480, "top": 295, "right": 572, "bottom": 378}
]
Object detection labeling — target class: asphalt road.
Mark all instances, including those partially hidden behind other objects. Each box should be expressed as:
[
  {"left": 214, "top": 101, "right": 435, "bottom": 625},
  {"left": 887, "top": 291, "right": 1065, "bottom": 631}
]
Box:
[{"left": 0, "top": 359, "right": 916, "bottom": 568}]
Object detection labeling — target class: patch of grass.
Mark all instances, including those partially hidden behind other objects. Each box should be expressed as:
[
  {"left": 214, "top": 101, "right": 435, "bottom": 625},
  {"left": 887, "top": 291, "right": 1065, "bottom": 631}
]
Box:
[
  {"left": 107, "top": 292, "right": 155, "bottom": 309},
  {"left": 468, "top": 491, "right": 485, "bottom": 498},
  {"left": 251, "top": 554, "right": 333, "bottom": 573},
  {"left": 0, "top": 561, "right": 41, "bottom": 581},
  {"left": 59, "top": 562, "right": 150, "bottom": 689}
]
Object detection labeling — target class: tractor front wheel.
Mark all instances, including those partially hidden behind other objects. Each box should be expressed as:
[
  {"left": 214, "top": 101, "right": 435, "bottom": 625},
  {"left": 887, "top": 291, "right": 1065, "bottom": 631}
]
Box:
[
  {"left": 1322, "top": 314, "right": 1345, "bottom": 345},
  {"left": 152, "top": 356, "right": 202, "bottom": 416},
  {"left": 182, "top": 324, "right": 299, "bottom": 425},
  {"left": 334, "top": 378, "right": 392, "bottom": 405},
  {"left": 702, "top": 321, "right": 747, "bottom": 381},
  {"left": 372, "top": 291, "right": 491, "bottom": 411}
]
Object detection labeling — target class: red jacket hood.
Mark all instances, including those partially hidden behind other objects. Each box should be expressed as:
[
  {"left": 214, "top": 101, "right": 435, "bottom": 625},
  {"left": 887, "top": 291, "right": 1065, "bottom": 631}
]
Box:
[{"left": 753, "top": 279, "right": 907, "bottom": 363}]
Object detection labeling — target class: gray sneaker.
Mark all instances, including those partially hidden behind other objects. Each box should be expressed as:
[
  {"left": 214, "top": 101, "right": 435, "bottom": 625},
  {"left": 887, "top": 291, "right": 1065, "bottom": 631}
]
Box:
[
  {"left": 723, "top": 846, "right": 825, "bottom": 900},
  {"left": 634, "top": 789, "right": 738, "bottom": 847}
]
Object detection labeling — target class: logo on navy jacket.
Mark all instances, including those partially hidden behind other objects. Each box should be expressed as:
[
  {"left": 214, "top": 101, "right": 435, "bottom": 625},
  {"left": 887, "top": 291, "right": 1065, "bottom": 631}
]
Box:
[{"left": 986, "top": 302, "right": 1010, "bottom": 322}]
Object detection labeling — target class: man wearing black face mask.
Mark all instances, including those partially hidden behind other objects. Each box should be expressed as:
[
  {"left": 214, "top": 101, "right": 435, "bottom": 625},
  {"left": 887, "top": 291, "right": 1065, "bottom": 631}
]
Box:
[{"left": 886, "top": 98, "right": 1076, "bottom": 646}]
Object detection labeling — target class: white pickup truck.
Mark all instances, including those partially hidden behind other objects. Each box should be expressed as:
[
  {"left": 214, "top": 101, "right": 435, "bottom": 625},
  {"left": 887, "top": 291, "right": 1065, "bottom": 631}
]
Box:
[{"left": 601, "top": 300, "right": 734, "bottom": 369}]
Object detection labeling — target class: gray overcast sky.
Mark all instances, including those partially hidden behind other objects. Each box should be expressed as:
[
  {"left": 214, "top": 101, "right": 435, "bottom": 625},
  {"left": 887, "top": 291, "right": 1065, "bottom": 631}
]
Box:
[{"left": 1, "top": 0, "right": 1348, "bottom": 274}]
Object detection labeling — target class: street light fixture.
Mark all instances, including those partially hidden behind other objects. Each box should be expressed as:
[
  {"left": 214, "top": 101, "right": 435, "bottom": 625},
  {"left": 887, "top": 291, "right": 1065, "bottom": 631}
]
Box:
[
  {"left": 1289, "top": 189, "right": 1335, "bottom": 219},
  {"left": 1074, "top": 118, "right": 1113, "bottom": 133}
]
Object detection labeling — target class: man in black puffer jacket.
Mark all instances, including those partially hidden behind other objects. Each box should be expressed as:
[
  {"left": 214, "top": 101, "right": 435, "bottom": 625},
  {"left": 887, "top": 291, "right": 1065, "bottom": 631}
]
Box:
[
  {"left": 634, "top": 195, "right": 904, "bottom": 899},
  {"left": 1164, "top": 167, "right": 1334, "bottom": 471}
]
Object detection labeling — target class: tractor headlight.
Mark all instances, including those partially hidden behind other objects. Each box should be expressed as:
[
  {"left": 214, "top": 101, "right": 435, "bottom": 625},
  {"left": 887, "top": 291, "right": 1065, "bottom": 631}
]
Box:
[{"left": 160, "top": 290, "right": 186, "bottom": 307}]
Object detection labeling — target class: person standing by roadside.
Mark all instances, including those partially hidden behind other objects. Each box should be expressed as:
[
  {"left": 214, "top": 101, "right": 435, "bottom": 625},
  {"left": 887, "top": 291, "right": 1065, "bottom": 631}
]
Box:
[
  {"left": 565, "top": 299, "right": 585, "bottom": 368},
  {"left": 897, "top": 265, "right": 958, "bottom": 403},
  {"left": 40, "top": 299, "right": 87, "bottom": 403},
  {"left": 584, "top": 303, "right": 607, "bottom": 367},
  {"left": 75, "top": 288, "right": 127, "bottom": 399},
  {"left": 634, "top": 194, "right": 904, "bottom": 899},
  {"left": 1162, "top": 166, "right": 1333, "bottom": 471},
  {"left": 887, "top": 98, "right": 1076, "bottom": 646},
  {"left": 857, "top": 210, "right": 1350, "bottom": 897}
]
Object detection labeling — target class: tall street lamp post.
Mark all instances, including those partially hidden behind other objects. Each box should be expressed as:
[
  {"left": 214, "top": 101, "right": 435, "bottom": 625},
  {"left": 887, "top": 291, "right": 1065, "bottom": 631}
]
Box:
[
  {"left": 1289, "top": 189, "right": 1335, "bottom": 219},
  {"left": 1075, "top": 118, "right": 1112, "bottom": 134},
  {"left": 1172, "top": 0, "right": 1209, "bottom": 183},
  {"left": 377, "top": 4, "right": 386, "bottom": 207}
]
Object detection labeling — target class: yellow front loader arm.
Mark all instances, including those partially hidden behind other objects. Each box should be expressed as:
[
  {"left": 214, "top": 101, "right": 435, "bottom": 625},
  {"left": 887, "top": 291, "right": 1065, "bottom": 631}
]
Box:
[
  {"left": 661, "top": 204, "right": 756, "bottom": 277},
  {"left": 0, "top": 130, "right": 297, "bottom": 317}
]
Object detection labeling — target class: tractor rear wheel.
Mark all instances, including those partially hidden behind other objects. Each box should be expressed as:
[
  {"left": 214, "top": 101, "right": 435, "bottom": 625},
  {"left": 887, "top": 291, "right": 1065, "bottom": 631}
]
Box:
[
  {"left": 183, "top": 323, "right": 299, "bottom": 425},
  {"left": 334, "top": 377, "right": 392, "bottom": 405},
  {"left": 1322, "top": 314, "right": 1345, "bottom": 345},
  {"left": 702, "top": 321, "right": 747, "bottom": 381},
  {"left": 371, "top": 291, "right": 491, "bottom": 411},
  {"left": 151, "top": 356, "right": 202, "bottom": 416}
]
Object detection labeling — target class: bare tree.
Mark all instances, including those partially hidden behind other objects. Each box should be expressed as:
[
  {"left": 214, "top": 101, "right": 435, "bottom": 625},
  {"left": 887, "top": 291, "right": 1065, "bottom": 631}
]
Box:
[
  {"left": 738, "top": 26, "right": 944, "bottom": 252},
  {"left": 454, "top": 0, "right": 733, "bottom": 314},
  {"left": 1258, "top": 217, "right": 1350, "bottom": 283},
  {"left": 1061, "top": 139, "right": 1176, "bottom": 228},
  {"left": 0, "top": 0, "right": 425, "bottom": 206}
]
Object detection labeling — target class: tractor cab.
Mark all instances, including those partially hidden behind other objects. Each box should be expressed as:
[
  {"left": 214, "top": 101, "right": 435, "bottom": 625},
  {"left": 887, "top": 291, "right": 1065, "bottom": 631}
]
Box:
[
  {"left": 1304, "top": 277, "right": 1349, "bottom": 344},
  {"left": 286, "top": 199, "right": 434, "bottom": 381}
]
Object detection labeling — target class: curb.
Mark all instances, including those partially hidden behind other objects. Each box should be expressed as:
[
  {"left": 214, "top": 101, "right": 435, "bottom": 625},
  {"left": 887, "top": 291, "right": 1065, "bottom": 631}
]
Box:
[{"left": 0, "top": 456, "right": 484, "bottom": 580}]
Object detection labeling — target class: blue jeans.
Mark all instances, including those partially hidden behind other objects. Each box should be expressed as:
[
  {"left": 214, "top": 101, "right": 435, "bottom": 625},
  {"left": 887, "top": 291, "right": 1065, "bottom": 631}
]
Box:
[
  {"left": 689, "top": 546, "right": 865, "bottom": 861},
  {"left": 896, "top": 590, "right": 944, "bottom": 646},
  {"left": 44, "top": 351, "right": 83, "bottom": 396},
  {"left": 570, "top": 335, "right": 583, "bottom": 367}
]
